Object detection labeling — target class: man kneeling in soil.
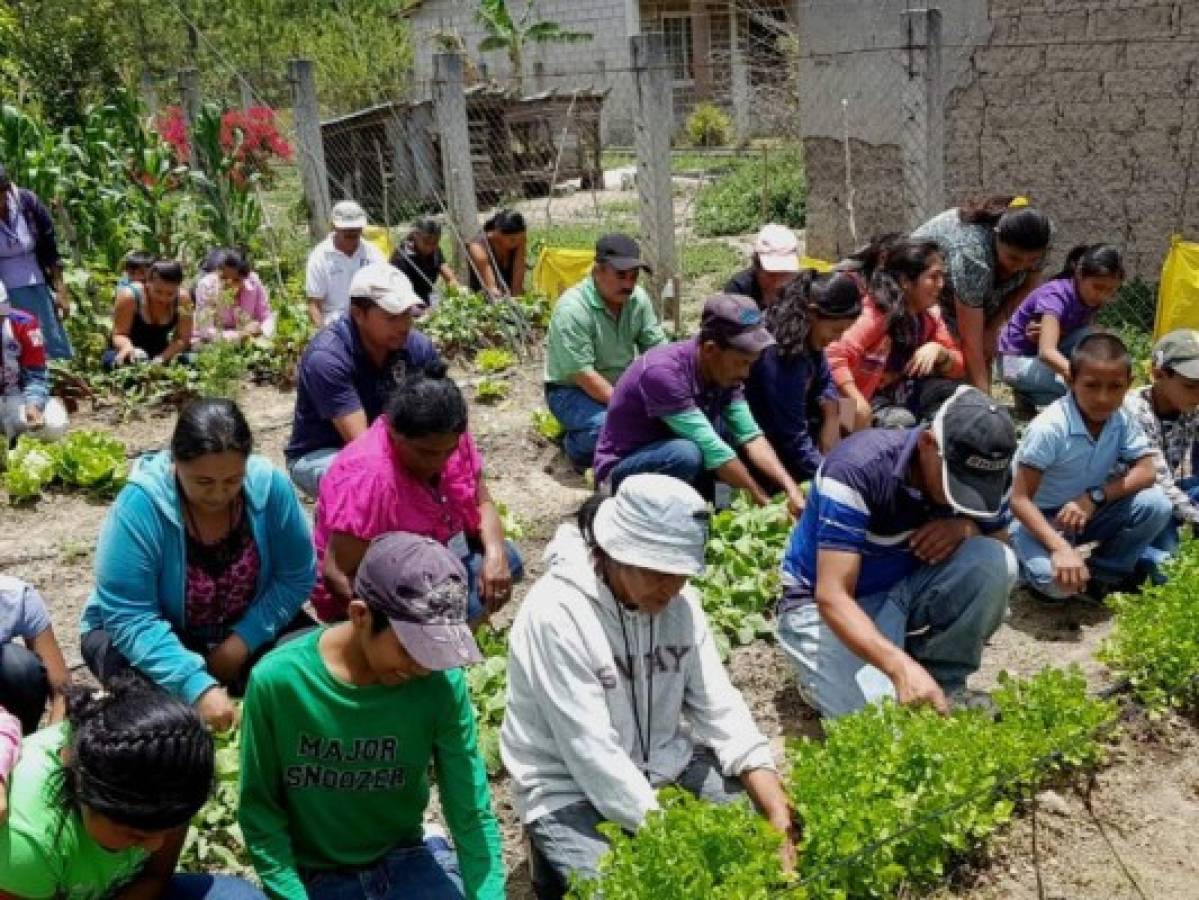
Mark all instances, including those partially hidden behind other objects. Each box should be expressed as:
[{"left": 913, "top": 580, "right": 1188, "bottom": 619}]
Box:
[{"left": 776, "top": 386, "right": 1018, "bottom": 718}]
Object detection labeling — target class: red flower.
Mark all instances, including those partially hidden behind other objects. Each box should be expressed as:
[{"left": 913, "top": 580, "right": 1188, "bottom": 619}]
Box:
[{"left": 156, "top": 107, "right": 190, "bottom": 162}]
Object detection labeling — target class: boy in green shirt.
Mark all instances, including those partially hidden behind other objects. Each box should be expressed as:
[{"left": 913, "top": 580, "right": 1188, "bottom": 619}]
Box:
[{"left": 239, "top": 532, "right": 504, "bottom": 900}]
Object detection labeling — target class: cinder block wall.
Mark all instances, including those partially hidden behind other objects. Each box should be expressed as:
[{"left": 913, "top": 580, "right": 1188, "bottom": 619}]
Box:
[
  {"left": 407, "top": 0, "right": 636, "bottom": 143},
  {"left": 800, "top": 0, "right": 1199, "bottom": 278},
  {"left": 945, "top": 0, "right": 1199, "bottom": 279}
]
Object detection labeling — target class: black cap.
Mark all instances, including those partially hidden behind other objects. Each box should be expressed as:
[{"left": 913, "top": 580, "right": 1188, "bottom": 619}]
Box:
[
  {"left": 595, "top": 233, "right": 650, "bottom": 273},
  {"left": 932, "top": 386, "right": 1017, "bottom": 518},
  {"left": 699, "top": 293, "right": 776, "bottom": 354}
]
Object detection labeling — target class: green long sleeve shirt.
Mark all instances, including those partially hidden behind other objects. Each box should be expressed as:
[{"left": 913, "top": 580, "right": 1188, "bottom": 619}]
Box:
[{"left": 238, "top": 630, "right": 504, "bottom": 900}]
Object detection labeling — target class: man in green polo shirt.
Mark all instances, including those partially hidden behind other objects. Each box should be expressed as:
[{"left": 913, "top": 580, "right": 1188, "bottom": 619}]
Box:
[{"left": 545, "top": 233, "right": 667, "bottom": 468}]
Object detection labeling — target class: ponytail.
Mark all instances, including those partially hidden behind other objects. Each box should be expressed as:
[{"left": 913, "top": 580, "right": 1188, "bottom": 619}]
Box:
[
  {"left": 958, "top": 195, "right": 1052, "bottom": 253},
  {"left": 1053, "top": 243, "right": 1125, "bottom": 283}
]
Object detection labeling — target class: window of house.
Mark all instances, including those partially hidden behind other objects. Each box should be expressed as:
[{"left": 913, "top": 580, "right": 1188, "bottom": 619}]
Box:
[{"left": 661, "top": 13, "right": 693, "bottom": 84}]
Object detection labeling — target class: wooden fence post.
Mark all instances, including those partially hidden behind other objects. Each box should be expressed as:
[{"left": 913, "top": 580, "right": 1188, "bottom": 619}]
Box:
[
  {"left": 631, "top": 34, "right": 679, "bottom": 325},
  {"left": 433, "top": 52, "right": 480, "bottom": 281},
  {"left": 288, "top": 58, "right": 332, "bottom": 243}
]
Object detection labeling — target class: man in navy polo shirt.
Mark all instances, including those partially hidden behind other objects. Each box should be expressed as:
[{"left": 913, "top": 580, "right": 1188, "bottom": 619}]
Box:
[
  {"left": 286, "top": 263, "right": 440, "bottom": 498},
  {"left": 776, "top": 386, "right": 1018, "bottom": 719}
]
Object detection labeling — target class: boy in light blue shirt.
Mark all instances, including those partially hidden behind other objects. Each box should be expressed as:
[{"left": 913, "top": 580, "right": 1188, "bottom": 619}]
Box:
[{"left": 1010, "top": 332, "right": 1172, "bottom": 600}]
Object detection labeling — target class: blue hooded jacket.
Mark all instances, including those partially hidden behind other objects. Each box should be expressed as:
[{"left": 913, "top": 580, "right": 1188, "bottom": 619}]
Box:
[{"left": 80, "top": 450, "right": 316, "bottom": 704}]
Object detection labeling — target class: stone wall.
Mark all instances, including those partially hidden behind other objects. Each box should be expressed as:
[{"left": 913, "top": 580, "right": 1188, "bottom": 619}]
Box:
[{"left": 945, "top": 0, "right": 1199, "bottom": 279}]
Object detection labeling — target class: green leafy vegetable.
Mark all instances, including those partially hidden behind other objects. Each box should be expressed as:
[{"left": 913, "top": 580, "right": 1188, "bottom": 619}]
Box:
[
  {"left": 1101, "top": 536, "right": 1199, "bottom": 713},
  {"left": 690, "top": 494, "right": 791, "bottom": 659},
  {"left": 531, "top": 408, "right": 565, "bottom": 443},
  {"left": 468, "top": 625, "right": 510, "bottom": 776},
  {"left": 475, "top": 378, "right": 510, "bottom": 403},
  {"left": 475, "top": 348, "right": 516, "bottom": 373},
  {"left": 3, "top": 430, "right": 127, "bottom": 503}
]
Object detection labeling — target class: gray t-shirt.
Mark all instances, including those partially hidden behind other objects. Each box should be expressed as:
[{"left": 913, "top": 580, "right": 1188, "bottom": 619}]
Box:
[
  {"left": 0, "top": 575, "right": 51, "bottom": 644},
  {"left": 912, "top": 208, "right": 1028, "bottom": 334}
]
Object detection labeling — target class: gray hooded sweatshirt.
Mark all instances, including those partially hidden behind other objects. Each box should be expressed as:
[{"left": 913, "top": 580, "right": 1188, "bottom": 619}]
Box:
[{"left": 500, "top": 524, "right": 775, "bottom": 831}]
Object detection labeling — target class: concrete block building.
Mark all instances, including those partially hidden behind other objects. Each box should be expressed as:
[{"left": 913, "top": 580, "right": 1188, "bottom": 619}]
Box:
[{"left": 401, "top": 0, "right": 799, "bottom": 143}]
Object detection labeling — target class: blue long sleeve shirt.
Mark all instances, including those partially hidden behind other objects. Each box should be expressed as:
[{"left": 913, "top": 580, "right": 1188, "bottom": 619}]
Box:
[{"left": 745, "top": 346, "right": 837, "bottom": 482}]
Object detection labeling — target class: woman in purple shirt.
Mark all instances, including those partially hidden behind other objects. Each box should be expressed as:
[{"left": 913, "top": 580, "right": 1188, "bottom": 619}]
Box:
[
  {"left": 0, "top": 165, "right": 72, "bottom": 359},
  {"left": 996, "top": 244, "right": 1125, "bottom": 411}
]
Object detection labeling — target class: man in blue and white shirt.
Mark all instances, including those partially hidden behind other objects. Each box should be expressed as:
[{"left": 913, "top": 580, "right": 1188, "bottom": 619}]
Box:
[{"left": 776, "top": 386, "right": 1018, "bottom": 719}]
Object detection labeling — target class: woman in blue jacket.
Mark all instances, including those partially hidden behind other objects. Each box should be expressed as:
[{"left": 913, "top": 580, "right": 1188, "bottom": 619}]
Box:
[{"left": 80, "top": 398, "right": 316, "bottom": 731}]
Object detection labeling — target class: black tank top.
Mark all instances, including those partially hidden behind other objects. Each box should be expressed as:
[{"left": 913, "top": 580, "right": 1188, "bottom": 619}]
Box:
[
  {"left": 125, "top": 283, "right": 178, "bottom": 359},
  {"left": 468, "top": 231, "right": 518, "bottom": 294}
]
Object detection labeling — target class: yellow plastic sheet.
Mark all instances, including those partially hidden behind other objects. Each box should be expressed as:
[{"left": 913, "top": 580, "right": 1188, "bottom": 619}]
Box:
[
  {"left": 1154, "top": 236, "right": 1199, "bottom": 339},
  {"left": 533, "top": 247, "right": 595, "bottom": 302},
  {"left": 800, "top": 255, "right": 835, "bottom": 273},
  {"left": 363, "top": 226, "right": 393, "bottom": 260}
]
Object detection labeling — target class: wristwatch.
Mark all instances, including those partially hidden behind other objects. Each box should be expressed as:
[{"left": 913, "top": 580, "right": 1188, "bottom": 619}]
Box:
[{"left": 1088, "top": 486, "right": 1107, "bottom": 506}]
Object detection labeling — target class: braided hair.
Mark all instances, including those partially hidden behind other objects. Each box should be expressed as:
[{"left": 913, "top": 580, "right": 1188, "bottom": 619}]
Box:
[{"left": 53, "top": 676, "right": 214, "bottom": 833}]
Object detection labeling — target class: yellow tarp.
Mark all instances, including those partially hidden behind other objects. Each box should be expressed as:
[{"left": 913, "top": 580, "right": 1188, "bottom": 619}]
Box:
[
  {"left": 800, "top": 255, "right": 835, "bottom": 273},
  {"left": 363, "top": 226, "right": 393, "bottom": 260},
  {"left": 534, "top": 247, "right": 595, "bottom": 302},
  {"left": 1154, "top": 236, "right": 1199, "bottom": 340}
]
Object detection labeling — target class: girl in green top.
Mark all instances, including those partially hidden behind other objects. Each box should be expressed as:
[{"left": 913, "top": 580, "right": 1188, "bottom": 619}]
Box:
[{"left": 0, "top": 677, "right": 264, "bottom": 900}]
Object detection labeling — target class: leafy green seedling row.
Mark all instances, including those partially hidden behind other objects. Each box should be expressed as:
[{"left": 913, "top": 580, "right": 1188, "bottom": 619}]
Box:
[
  {"left": 1101, "top": 536, "right": 1199, "bottom": 713},
  {"left": 574, "top": 667, "right": 1115, "bottom": 899}
]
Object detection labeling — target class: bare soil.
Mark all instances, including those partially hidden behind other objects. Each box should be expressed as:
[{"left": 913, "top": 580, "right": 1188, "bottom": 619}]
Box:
[{"left": 5, "top": 205, "right": 1198, "bottom": 896}]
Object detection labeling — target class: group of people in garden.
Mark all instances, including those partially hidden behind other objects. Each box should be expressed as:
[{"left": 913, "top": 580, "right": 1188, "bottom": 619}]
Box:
[{"left": 4, "top": 182, "right": 1199, "bottom": 900}]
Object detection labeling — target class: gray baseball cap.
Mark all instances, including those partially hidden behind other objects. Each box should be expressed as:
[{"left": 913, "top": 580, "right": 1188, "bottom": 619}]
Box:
[
  {"left": 1153, "top": 329, "right": 1199, "bottom": 380},
  {"left": 354, "top": 532, "right": 483, "bottom": 671}
]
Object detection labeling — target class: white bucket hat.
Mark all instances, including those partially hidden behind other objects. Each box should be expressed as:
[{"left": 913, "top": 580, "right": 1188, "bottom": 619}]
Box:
[{"left": 593, "top": 473, "right": 709, "bottom": 576}]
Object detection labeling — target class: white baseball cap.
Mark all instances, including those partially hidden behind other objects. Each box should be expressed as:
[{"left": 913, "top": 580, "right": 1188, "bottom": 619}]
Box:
[
  {"left": 753, "top": 223, "right": 800, "bottom": 273},
  {"left": 349, "top": 263, "right": 426, "bottom": 316},
  {"left": 593, "top": 473, "right": 710, "bottom": 576},
  {"left": 331, "top": 199, "right": 369, "bottom": 230}
]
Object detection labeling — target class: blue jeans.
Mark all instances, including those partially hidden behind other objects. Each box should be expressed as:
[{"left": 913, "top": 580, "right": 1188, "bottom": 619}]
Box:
[
  {"left": 1145, "top": 475, "right": 1199, "bottom": 565},
  {"left": 546, "top": 384, "right": 606, "bottom": 467},
  {"left": 447, "top": 533, "right": 525, "bottom": 621},
  {"left": 302, "top": 837, "right": 464, "bottom": 900},
  {"left": 776, "top": 536, "right": 1016, "bottom": 719},
  {"left": 0, "top": 641, "right": 48, "bottom": 734},
  {"left": 999, "top": 327, "right": 1091, "bottom": 408},
  {"left": 605, "top": 438, "right": 704, "bottom": 492},
  {"left": 288, "top": 447, "right": 340, "bottom": 500},
  {"left": 1010, "top": 487, "right": 1174, "bottom": 598},
  {"left": 526, "top": 746, "right": 742, "bottom": 899},
  {"left": 168, "top": 874, "right": 266, "bottom": 899}
]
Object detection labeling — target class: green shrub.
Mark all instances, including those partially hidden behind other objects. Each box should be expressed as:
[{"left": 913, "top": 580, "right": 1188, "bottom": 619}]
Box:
[
  {"left": 1101, "top": 538, "right": 1199, "bottom": 713},
  {"left": 685, "top": 102, "right": 733, "bottom": 148},
  {"left": 694, "top": 146, "right": 806, "bottom": 238},
  {"left": 422, "top": 288, "right": 550, "bottom": 356}
]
